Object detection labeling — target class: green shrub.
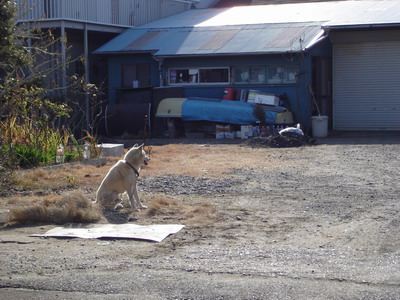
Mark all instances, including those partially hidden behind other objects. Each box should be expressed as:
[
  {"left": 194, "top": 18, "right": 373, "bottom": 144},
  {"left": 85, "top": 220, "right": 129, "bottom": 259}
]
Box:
[
  {"left": 14, "top": 145, "right": 51, "bottom": 168},
  {"left": 65, "top": 150, "right": 79, "bottom": 163}
]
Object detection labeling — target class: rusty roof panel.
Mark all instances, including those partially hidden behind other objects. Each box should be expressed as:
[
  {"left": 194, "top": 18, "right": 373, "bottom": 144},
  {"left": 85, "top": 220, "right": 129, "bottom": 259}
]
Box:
[
  {"left": 199, "top": 30, "right": 240, "bottom": 50},
  {"left": 266, "top": 25, "right": 308, "bottom": 49},
  {"left": 123, "top": 31, "right": 165, "bottom": 50}
]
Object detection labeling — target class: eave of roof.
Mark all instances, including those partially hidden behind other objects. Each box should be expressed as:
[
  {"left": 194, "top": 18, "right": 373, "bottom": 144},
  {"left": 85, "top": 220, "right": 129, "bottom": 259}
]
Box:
[{"left": 323, "top": 21, "right": 400, "bottom": 30}]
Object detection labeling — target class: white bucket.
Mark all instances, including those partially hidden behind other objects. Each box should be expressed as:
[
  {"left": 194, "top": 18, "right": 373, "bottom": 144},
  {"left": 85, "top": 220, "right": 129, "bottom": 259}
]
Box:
[
  {"left": 0, "top": 209, "right": 10, "bottom": 224},
  {"left": 311, "top": 116, "right": 329, "bottom": 138}
]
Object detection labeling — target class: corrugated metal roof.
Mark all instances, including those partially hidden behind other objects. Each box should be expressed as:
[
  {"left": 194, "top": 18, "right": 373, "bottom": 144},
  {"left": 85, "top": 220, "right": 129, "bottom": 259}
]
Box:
[
  {"left": 324, "top": 1, "right": 400, "bottom": 28},
  {"left": 199, "top": 29, "right": 240, "bottom": 50},
  {"left": 96, "top": 22, "right": 323, "bottom": 55},
  {"left": 123, "top": 31, "right": 166, "bottom": 50},
  {"left": 94, "top": 0, "right": 400, "bottom": 56}
]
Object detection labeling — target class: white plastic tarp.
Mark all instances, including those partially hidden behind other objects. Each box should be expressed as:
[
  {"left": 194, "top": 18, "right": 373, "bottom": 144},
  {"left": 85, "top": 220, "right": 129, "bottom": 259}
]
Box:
[{"left": 32, "top": 223, "right": 185, "bottom": 242}]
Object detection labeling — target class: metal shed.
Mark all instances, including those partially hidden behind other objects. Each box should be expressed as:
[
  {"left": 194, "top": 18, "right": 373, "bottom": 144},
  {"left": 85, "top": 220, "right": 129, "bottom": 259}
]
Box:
[
  {"left": 325, "top": 1, "right": 400, "bottom": 130},
  {"left": 95, "top": 0, "right": 400, "bottom": 133},
  {"left": 332, "top": 35, "right": 400, "bottom": 130}
]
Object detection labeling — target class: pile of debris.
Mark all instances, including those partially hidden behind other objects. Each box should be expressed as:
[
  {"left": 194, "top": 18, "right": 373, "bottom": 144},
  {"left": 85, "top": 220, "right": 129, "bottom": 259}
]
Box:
[{"left": 244, "top": 132, "right": 315, "bottom": 148}]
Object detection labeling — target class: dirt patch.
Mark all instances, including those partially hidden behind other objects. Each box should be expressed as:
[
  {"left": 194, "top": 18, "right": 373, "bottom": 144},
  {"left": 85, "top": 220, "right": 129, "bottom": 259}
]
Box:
[
  {"left": 244, "top": 133, "right": 315, "bottom": 148},
  {"left": 141, "top": 175, "right": 242, "bottom": 195},
  {"left": 1, "top": 139, "right": 400, "bottom": 299}
]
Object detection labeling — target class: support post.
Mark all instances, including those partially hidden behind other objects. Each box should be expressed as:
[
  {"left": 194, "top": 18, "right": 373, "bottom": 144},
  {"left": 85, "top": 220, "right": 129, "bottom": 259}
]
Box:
[
  {"left": 60, "top": 21, "right": 67, "bottom": 93},
  {"left": 84, "top": 23, "right": 90, "bottom": 132}
]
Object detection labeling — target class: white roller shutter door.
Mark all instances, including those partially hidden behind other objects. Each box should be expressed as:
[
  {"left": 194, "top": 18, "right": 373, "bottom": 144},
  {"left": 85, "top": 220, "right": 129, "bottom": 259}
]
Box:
[{"left": 333, "top": 41, "right": 400, "bottom": 130}]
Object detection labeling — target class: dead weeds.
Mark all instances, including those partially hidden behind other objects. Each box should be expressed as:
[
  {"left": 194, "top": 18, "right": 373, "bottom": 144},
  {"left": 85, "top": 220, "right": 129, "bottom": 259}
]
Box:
[
  {"left": 0, "top": 194, "right": 61, "bottom": 207},
  {"left": 146, "top": 195, "right": 219, "bottom": 227},
  {"left": 8, "top": 192, "right": 102, "bottom": 225},
  {"left": 11, "top": 164, "right": 107, "bottom": 192}
]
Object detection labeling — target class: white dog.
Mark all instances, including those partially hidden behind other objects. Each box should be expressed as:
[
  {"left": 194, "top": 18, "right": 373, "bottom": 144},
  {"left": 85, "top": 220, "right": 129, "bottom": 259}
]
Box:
[{"left": 96, "top": 144, "right": 150, "bottom": 211}]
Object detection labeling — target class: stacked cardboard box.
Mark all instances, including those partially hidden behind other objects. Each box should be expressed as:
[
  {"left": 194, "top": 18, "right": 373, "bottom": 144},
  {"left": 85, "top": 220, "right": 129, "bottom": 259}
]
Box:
[
  {"left": 216, "top": 125, "right": 235, "bottom": 139},
  {"left": 247, "top": 90, "right": 279, "bottom": 106},
  {"left": 240, "top": 125, "right": 253, "bottom": 139},
  {"left": 254, "top": 93, "right": 279, "bottom": 106}
]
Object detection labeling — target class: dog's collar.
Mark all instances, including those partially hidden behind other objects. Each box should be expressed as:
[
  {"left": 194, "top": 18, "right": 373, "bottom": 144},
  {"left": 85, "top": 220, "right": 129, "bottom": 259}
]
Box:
[{"left": 125, "top": 161, "right": 140, "bottom": 177}]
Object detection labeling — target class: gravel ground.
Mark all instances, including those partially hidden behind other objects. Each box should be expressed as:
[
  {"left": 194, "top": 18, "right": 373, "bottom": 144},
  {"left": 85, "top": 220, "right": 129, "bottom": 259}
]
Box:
[{"left": 1, "top": 134, "right": 400, "bottom": 299}]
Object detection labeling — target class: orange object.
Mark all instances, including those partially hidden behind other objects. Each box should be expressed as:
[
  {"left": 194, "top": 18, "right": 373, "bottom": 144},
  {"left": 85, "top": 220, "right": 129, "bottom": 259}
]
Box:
[{"left": 222, "top": 88, "right": 235, "bottom": 100}]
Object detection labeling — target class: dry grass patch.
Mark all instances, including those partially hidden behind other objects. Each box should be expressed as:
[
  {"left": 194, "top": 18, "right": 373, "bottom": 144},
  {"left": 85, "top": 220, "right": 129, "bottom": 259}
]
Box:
[
  {"left": 0, "top": 194, "right": 61, "bottom": 208},
  {"left": 9, "top": 144, "right": 299, "bottom": 193},
  {"left": 12, "top": 168, "right": 78, "bottom": 190},
  {"left": 146, "top": 195, "right": 219, "bottom": 227},
  {"left": 8, "top": 192, "right": 102, "bottom": 225},
  {"left": 143, "top": 144, "right": 298, "bottom": 178},
  {"left": 11, "top": 164, "right": 108, "bottom": 191},
  {"left": 146, "top": 196, "right": 181, "bottom": 216},
  {"left": 184, "top": 202, "right": 219, "bottom": 226}
]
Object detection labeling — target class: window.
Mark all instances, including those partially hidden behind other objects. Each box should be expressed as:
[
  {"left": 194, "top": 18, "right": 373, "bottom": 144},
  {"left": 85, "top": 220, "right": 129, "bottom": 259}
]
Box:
[
  {"left": 282, "top": 66, "right": 297, "bottom": 84},
  {"left": 233, "top": 66, "right": 297, "bottom": 85},
  {"left": 168, "top": 68, "right": 229, "bottom": 85},
  {"left": 121, "top": 64, "right": 150, "bottom": 88},
  {"left": 234, "top": 67, "right": 265, "bottom": 84},
  {"left": 266, "top": 67, "right": 282, "bottom": 84},
  {"left": 199, "top": 68, "right": 229, "bottom": 83},
  {"left": 266, "top": 66, "right": 298, "bottom": 84},
  {"left": 168, "top": 66, "right": 297, "bottom": 85}
]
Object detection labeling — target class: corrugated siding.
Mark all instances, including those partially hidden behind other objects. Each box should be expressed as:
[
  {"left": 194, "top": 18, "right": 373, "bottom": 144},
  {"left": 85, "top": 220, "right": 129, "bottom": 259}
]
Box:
[
  {"left": 333, "top": 41, "right": 400, "bottom": 130},
  {"left": 17, "top": 0, "right": 190, "bottom": 27}
]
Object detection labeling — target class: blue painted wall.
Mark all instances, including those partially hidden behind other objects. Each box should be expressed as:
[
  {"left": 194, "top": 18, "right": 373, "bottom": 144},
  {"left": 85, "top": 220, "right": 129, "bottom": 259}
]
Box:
[{"left": 106, "top": 38, "right": 332, "bottom": 130}]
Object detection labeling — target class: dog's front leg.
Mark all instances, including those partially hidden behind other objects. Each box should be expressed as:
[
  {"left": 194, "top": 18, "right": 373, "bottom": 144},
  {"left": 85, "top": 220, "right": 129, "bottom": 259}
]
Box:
[
  {"left": 127, "top": 187, "right": 139, "bottom": 211},
  {"left": 132, "top": 183, "right": 147, "bottom": 210}
]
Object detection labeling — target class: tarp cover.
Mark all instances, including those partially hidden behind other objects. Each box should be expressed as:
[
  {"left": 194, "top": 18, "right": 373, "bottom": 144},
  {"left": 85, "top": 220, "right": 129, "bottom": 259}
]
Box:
[
  {"left": 182, "top": 99, "right": 284, "bottom": 125},
  {"left": 32, "top": 223, "right": 185, "bottom": 243}
]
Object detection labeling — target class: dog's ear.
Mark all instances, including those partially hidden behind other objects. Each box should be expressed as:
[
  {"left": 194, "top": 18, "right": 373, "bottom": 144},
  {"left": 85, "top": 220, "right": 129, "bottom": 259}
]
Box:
[
  {"left": 139, "top": 143, "right": 144, "bottom": 149},
  {"left": 134, "top": 143, "right": 138, "bottom": 147}
]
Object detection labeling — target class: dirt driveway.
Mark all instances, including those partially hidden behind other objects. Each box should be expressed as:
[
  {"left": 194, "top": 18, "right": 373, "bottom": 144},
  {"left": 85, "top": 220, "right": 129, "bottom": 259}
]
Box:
[{"left": 1, "top": 134, "right": 400, "bottom": 299}]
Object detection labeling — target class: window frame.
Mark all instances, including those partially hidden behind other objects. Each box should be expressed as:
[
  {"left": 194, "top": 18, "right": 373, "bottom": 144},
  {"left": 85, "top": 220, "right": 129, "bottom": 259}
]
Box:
[
  {"left": 168, "top": 67, "right": 230, "bottom": 85},
  {"left": 233, "top": 65, "right": 298, "bottom": 85}
]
